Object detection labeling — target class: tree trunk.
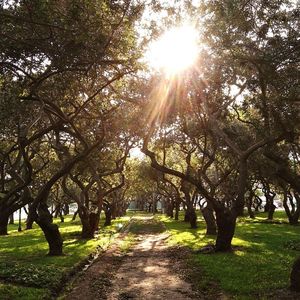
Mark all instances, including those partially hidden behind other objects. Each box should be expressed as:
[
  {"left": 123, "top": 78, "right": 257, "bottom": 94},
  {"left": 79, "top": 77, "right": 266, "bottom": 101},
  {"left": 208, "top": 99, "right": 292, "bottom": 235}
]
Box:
[
  {"left": 290, "top": 257, "right": 300, "bottom": 292},
  {"left": 81, "top": 218, "right": 94, "bottom": 239},
  {"left": 188, "top": 206, "right": 197, "bottom": 229},
  {"left": 104, "top": 208, "right": 112, "bottom": 226},
  {"left": 267, "top": 203, "right": 276, "bottom": 220},
  {"left": 201, "top": 204, "right": 217, "bottom": 235},
  {"left": 215, "top": 209, "right": 236, "bottom": 252},
  {"left": 26, "top": 205, "right": 35, "bottom": 230},
  {"left": 0, "top": 214, "right": 9, "bottom": 235},
  {"left": 289, "top": 216, "right": 299, "bottom": 225},
  {"left": 174, "top": 200, "right": 180, "bottom": 220},
  {"left": 80, "top": 211, "right": 95, "bottom": 238},
  {"left": 63, "top": 204, "right": 69, "bottom": 215},
  {"left": 254, "top": 196, "right": 262, "bottom": 212},
  {"left": 184, "top": 209, "right": 190, "bottom": 222},
  {"left": 18, "top": 208, "right": 22, "bottom": 232},
  {"left": 166, "top": 201, "right": 174, "bottom": 218},
  {"left": 9, "top": 214, "right": 14, "bottom": 225},
  {"left": 89, "top": 212, "right": 100, "bottom": 232},
  {"left": 246, "top": 192, "right": 255, "bottom": 219},
  {"left": 34, "top": 203, "right": 63, "bottom": 256},
  {"left": 59, "top": 213, "right": 64, "bottom": 223},
  {"left": 111, "top": 203, "right": 116, "bottom": 220},
  {"left": 54, "top": 204, "right": 61, "bottom": 218},
  {"left": 247, "top": 204, "right": 255, "bottom": 218},
  {"left": 72, "top": 210, "right": 78, "bottom": 221}
]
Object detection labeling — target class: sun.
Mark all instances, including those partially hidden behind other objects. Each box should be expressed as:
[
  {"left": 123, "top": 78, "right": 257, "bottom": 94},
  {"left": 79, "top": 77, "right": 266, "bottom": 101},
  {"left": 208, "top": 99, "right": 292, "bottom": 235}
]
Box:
[{"left": 146, "top": 25, "right": 198, "bottom": 75}]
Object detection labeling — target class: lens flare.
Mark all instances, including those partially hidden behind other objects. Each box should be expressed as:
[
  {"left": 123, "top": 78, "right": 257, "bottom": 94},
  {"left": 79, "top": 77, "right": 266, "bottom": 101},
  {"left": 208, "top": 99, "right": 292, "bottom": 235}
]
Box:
[{"left": 146, "top": 25, "right": 198, "bottom": 75}]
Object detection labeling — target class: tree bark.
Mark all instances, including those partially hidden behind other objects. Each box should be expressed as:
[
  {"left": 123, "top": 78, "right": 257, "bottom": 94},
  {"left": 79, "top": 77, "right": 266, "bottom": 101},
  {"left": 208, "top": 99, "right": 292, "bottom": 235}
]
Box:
[
  {"left": 72, "top": 210, "right": 78, "bottom": 221},
  {"left": 215, "top": 209, "right": 236, "bottom": 252},
  {"left": 34, "top": 203, "right": 63, "bottom": 256},
  {"left": 201, "top": 203, "right": 217, "bottom": 235},
  {"left": 174, "top": 200, "right": 180, "bottom": 220},
  {"left": 0, "top": 214, "right": 9, "bottom": 235},
  {"left": 81, "top": 218, "right": 94, "bottom": 239},
  {"left": 89, "top": 211, "right": 100, "bottom": 232},
  {"left": 187, "top": 206, "right": 197, "bottom": 229},
  {"left": 246, "top": 191, "right": 255, "bottom": 219},
  {"left": 26, "top": 205, "right": 35, "bottom": 230},
  {"left": 63, "top": 204, "right": 69, "bottom": 215},
  {"left": 184, "top": 209, "right": 190, "bottom": 222},
  {"left": 283, "top": 191, "right": 300, "bottom": 225},
  {"left": 104, "top": 208, "right": 112, "bottom": 226},
  {"left": 267, "top": 203, "right": 276, "bottom": 220},
  {"left": 9, "top": 214, "right": 14, "bottom": 225}
]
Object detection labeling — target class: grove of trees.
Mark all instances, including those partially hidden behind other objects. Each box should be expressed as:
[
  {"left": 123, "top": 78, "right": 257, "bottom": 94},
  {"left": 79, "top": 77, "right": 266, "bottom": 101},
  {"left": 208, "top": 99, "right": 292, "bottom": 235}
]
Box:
[{"left": 1, "top": 0, "right": 299, "bottom": 292}]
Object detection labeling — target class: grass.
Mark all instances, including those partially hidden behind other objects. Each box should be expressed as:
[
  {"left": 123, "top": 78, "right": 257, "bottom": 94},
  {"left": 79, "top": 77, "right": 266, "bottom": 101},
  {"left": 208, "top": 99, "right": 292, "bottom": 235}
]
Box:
[
  {"left": 0, "top": 283, "right": 50, "bottom": 300},
  {"left": 128, "top": 216, "right": 165, "bottom": 234},
  {"left": 0, "top": 213, "right": 132, "bottom": 299},
  {"left": 158, "top": 210, "right": 300, "bottom": 299}
]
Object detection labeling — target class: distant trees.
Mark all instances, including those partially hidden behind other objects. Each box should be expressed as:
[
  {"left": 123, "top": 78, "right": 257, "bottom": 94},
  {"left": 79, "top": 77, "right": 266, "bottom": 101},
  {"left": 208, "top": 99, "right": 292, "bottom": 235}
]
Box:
[{"left": 1, "top": 1, "right": 299, "bottom": 289}]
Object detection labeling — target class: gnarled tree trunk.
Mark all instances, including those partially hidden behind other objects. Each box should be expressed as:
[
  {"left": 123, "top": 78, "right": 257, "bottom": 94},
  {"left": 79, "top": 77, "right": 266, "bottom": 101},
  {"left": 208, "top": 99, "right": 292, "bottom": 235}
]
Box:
[
  {"left": 215, "top": 209, "right": 236, "bottom": 252},
  {"left": 201, "top": 203, "right": 217, "bottom": 235},
  {"left": 34, "top": 202, "right": 63, "bottom": 256},
  {"left": 187, "top": 205, "right": 197, "bottom": 229},
  {"left": 26, "top": 205, "right": 35, "bottom": 230},
  {"left": 9, "top": 214, "right": 14, "bottom": 225}
]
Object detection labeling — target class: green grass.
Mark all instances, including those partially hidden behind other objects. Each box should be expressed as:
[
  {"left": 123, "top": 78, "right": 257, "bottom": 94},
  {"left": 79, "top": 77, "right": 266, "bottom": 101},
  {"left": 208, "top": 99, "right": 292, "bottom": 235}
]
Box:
[
  {"left": 0, "top": 283, "right": 50, "bottom": 300},
  {"left": 118, "top": 233, "right": 136, "bottom": 253},
  {"left": 128, "top": 216, "right": 165, "bottom": 234},
  {"left": 0, "top": 214, "right": 131, "bottom": 299},
  {"left": 158, "top": 211, "right": 300, "bottom": 299}
]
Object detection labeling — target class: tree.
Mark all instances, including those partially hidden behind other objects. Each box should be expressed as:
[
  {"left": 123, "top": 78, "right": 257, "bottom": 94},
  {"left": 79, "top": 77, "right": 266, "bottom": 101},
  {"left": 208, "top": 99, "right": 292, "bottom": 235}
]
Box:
[{"left": 0, "top": 0, "right": 143, "bottom": 254}]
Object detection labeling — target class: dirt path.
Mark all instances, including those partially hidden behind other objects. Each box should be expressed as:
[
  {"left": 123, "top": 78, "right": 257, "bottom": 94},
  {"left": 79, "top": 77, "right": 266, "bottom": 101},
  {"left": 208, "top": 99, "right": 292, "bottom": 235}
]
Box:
[{"left": 63, "top": 216, "right": 200, "bottom": 300}]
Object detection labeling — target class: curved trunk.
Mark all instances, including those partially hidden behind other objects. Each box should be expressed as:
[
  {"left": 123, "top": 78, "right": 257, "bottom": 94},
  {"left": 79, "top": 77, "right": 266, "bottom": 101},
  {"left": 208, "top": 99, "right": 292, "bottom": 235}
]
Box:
[
  {"left": 215, "top": 209, "right": 236, "bottom": 252},
  {"left": 284, "top": 192, "right": 300, "bottom": 225},
  {"left": 267, "top": 203, "right": 276, "bottom": 220},
  {"left": 9, "top": 214, "right": 14, "bottom": 225},
  {"left": 201, "top": 204, "right": 217, "bottom": 235},
  {"left": 254, "top": 196, "right": 262, "bottom": 212},
  {"left": 26, "top": 205, "right": 35, "bottom": 230},
  {"left": 78, "top": 207, "right": 95, "bottom": 239},
  {"left": 34, "top": 203, "right": 63, "bottom": 256}
]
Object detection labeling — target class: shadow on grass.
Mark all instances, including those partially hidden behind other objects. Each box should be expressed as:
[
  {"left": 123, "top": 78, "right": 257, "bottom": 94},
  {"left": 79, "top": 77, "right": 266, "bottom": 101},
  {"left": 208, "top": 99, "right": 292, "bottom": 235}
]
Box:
[{"left": 159, "top": 212, "right": 300, "bottom": 297}]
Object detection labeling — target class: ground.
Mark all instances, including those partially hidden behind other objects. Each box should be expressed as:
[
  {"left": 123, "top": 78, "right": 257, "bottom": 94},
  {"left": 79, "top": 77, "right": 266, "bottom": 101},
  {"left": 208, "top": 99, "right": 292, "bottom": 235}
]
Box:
[
  {"left": 63, "top": 216, "right": 200, "bottom": 300},
  {"left": 2, "top": 211, "right": 300, "bottom": 299}
]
